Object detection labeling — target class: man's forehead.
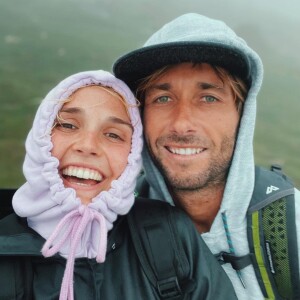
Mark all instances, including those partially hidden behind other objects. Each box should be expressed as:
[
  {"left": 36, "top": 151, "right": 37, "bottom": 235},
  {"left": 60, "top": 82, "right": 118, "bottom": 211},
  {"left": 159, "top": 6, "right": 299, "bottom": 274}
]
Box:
[
  {"left": 153, "top": 62, "right": 223, "bottom": 78},
  {"left": 147, "top": 64, "right": 226, "bottom": 89}
]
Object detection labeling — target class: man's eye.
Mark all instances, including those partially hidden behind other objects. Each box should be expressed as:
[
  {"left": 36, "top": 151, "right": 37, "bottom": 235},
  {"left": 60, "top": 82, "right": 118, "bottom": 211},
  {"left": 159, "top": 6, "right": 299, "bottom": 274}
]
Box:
[
  {"left": 204, "top": 96, "right": 218, "bottom": 103},
  {"left": 155, "top": 96, "right": 170, "bottom": 103}
]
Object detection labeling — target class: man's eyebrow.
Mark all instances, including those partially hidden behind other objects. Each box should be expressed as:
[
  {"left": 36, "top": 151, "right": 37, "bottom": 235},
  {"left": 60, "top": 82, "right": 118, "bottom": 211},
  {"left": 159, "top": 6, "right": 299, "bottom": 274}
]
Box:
[
  {"left": 148, "top": 82, "right": 225, "bottom": 92},
  {"left": 148, "top": 83, "right": 171, "bottom": 91},
  {"left": 197, "top": 82, "right": 224, "bottom": 90},
  {"left": 107, "top": 116, "right": 133, "bottom": 131}
]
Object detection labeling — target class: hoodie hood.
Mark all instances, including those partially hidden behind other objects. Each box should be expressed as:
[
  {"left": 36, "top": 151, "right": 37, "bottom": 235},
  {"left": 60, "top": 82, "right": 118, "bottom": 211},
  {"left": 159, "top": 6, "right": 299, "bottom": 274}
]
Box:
[
  {"left": 12, "top": 70, "right": 143, "bottom": 259},
  {"left": 114, "top": 13, "right": 263, "bottom": 235},
  {"left": 114, "top": 14, "right": 253, "bottom": 91}
]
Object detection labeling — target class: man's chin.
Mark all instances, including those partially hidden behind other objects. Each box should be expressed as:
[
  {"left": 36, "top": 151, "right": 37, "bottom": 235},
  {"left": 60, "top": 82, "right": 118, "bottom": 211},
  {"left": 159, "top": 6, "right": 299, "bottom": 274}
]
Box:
[{"left": 162, "top": 170, "right": 206, "bottom": 191}]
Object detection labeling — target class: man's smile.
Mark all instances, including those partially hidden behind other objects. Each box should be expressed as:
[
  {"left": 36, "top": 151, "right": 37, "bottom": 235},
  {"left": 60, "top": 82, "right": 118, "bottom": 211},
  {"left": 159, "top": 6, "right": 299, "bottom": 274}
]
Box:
[{"left": 166, "top": 146, "right": 205, "bottom": 155}]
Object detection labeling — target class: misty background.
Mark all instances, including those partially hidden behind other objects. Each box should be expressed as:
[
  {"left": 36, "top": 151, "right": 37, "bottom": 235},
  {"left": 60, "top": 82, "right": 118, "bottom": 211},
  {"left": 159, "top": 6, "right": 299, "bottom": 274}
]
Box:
[{"left": 1, "top": 0, "right": 299, "bottom": 187}]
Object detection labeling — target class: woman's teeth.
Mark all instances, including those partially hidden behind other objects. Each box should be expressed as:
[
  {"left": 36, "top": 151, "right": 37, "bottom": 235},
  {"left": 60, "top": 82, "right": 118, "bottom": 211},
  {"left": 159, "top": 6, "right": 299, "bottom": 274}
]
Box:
[{"left": 62, "top": 166, "right": 102, "bottom": 181}]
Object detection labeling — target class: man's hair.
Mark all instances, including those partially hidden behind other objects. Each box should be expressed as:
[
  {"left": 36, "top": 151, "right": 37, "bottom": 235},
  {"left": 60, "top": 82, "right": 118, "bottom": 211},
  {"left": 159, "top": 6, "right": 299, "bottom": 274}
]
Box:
[{"left": 136, "top": 63, "right": 248, "bottom": 114}]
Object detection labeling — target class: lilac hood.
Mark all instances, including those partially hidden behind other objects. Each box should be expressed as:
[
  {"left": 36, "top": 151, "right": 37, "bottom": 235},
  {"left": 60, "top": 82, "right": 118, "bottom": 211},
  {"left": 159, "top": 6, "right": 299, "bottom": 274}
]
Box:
[{"left": 12, "top": 70, "right": 143, "bottom": 259}]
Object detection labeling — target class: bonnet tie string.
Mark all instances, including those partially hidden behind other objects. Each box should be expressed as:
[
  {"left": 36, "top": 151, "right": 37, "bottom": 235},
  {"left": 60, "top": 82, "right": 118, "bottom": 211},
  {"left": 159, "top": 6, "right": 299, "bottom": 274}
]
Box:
[{"left": 42, "top": 205, "right": 107, "bottom": 300}]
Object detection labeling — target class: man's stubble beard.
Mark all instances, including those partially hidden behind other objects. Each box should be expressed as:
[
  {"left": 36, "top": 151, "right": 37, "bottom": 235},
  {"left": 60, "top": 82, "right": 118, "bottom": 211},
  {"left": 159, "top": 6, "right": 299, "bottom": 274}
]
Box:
[{"left": 146, "top": 134, "right": 236, "bottom": 192}]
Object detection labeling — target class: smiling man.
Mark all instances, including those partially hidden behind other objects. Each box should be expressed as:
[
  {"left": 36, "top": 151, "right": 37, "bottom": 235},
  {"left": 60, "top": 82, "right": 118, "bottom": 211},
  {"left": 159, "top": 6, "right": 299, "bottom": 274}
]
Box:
[
  {"left": 141, "top": 63, "right": 242, "bottom": 233},
  {"left": 114, "top": 13, "right": 300, "bottom": 300}
]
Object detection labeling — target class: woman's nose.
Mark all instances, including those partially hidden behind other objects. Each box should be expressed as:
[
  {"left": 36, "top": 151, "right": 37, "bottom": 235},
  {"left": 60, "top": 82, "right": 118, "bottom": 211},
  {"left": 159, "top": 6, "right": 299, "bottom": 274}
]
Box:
[{"left": 73, "top": 132, "right": 101, "bottom": 156}]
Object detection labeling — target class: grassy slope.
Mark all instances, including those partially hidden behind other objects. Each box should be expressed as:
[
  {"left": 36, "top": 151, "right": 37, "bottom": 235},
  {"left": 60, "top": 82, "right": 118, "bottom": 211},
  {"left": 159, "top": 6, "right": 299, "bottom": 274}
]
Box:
[
  {"left": 0, "top": 0, "right": 140, "bottom": 186},
  {"left": 0, "top": 0, "right": 299, "bottom": 187}
]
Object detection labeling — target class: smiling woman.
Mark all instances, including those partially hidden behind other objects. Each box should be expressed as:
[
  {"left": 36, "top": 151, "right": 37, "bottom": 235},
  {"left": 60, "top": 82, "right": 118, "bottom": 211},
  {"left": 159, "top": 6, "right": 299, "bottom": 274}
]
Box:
[
  {"left": 51, "top": 86, "right": 133, "bottom": 204},
  {"left": 4, "top": 70, "right": 144, "bottom": 300}
]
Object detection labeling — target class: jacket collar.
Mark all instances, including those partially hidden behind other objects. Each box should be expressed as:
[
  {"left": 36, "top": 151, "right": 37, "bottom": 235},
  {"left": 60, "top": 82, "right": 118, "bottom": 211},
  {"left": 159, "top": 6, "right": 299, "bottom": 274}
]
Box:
[
  {"left": 0, "top": 213, "right": 125, "bottom": 257},
  {"left": 0, "top": 214, "right": 44, "bottom": 256}
]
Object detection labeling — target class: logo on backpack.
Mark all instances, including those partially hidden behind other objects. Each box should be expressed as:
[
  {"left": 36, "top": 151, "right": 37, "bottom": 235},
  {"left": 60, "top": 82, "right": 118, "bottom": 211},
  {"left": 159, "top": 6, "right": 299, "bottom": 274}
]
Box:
[
  {"left": 266, "top": 185, "right": 279, "bottom": 194},
  {"left": 265, "top": 241, "right": 275, "bottom": 274}
]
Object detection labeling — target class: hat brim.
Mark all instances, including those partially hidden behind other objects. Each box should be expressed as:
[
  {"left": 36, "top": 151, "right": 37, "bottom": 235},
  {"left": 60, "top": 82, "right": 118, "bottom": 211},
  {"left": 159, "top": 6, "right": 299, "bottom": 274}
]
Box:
[{"left": 113, "top": 42, "right": 251, "bottom": 91}]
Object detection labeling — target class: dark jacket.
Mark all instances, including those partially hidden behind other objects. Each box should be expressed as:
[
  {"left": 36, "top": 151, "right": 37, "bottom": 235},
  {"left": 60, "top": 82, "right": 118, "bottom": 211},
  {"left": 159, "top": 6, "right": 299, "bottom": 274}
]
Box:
[{"left": 0, "top": 199, "right": 237, "bottom": 300}]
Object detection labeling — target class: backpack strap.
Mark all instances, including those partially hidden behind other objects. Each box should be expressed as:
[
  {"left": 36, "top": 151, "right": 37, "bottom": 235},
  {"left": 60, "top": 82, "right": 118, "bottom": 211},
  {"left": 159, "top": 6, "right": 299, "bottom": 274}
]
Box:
[
  {"left": 247, "top": 166, "right": 300, "bottom": 300},
  {"left": 0, "top": 256, "right": 34, "bottom": 299},
  {"left": 0, "top": 188, "right": 16, "bottom": 219},
  {"left": 127, "top": 198, "right": 192, "bottom": 300},
  {"left": 135, "top": 173, "right": 149, "bottom": 198}
]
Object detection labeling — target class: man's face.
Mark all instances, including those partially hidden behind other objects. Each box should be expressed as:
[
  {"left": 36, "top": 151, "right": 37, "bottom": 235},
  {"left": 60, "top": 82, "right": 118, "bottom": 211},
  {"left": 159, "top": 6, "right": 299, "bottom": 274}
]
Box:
[{"left": 143, "top": 63, "right": 240, "bottom": 191}]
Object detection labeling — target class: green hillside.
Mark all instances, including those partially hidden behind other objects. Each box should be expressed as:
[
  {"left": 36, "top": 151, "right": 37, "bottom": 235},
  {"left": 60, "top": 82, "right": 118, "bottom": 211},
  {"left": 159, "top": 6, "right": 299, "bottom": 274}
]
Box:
[{"left": 0, "top": 0, "right": 299, "bottom": 187}]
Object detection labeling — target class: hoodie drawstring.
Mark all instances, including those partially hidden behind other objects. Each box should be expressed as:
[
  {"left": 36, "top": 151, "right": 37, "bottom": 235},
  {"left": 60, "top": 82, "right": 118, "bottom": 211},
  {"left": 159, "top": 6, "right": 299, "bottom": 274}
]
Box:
[
  {"left": 42, "top": 206, "right": 107, "bottom": 300},
  {"left": 221, "top": 211, "right": 246, "bottom": 288}
]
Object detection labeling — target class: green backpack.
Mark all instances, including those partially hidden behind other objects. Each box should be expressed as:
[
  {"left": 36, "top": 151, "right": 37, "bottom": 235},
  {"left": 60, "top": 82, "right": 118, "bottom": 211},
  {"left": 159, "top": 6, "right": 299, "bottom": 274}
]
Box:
[
  {"left": 247, "top": 166, "right": 299, "bottom": 299},
  {"left": 134, "top": 165, "right": 300, "bottom": 300}
]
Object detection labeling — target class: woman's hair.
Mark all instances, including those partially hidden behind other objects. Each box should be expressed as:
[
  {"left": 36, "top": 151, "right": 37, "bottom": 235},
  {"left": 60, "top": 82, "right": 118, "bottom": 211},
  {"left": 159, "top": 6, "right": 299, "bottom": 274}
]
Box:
[{"left": 136, "top": 63, "right": 248, "bottom": 114}]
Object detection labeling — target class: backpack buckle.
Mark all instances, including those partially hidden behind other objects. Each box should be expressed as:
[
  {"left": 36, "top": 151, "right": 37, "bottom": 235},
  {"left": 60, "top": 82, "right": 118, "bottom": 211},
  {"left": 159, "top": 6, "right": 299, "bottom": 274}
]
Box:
[
  {"left": 215, "top": 251, "right": 252, "bottom": 270},
  {"left": 157, "top": 276, "right": 182, "bottom": 299}
]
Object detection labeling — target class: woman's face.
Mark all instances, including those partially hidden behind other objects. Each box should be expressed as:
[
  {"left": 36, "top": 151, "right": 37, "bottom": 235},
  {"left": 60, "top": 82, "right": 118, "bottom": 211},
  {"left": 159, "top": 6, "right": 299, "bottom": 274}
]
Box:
[{"left": 51, "top": 86, "right": 132, "bottom": 204}]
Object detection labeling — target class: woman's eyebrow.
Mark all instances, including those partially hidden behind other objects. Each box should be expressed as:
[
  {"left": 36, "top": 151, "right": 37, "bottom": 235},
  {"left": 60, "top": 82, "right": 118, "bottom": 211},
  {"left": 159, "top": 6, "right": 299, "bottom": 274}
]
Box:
[
  {"left": 59, "top": 107, "right": 82, "bottom": 114},
  {"left": 107, "top": 116, "right": 133, "bottom": 130},
  {"left": 59, "top": 108, "right": 133, "bottom": 130}
]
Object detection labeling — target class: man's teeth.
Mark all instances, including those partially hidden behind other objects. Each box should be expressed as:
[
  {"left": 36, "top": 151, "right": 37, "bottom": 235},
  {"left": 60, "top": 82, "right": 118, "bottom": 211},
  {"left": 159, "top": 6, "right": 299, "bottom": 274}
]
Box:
[
  {"left": 62, "top": 166, "right": 102, "bottom": 181},
  {"left": 168, "top": 147, "right": 204, "bottom": 155}
]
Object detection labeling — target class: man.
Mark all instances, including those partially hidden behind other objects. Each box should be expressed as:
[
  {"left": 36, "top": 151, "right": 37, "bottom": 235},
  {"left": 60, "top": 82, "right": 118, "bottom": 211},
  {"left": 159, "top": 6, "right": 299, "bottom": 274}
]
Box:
[{"left": 113, "top": 13, "right": 300, "bottom": 300}]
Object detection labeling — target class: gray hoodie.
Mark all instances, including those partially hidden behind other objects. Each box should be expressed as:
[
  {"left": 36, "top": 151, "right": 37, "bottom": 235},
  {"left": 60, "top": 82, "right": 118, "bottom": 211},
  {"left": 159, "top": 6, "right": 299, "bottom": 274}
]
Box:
[{"left": 114, "top": 13, "right": 300, "bottom": 300}]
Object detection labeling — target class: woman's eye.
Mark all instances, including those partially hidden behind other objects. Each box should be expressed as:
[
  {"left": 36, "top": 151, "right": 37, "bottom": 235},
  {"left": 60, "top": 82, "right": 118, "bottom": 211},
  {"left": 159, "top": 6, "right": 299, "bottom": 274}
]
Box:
[
  {"left": 55, "top": 122, "right": 77, "bottom": 131},
  {"left": 204, "top": 95, "right": 218, "bottom": 103},
  {"left": 61, "top": 123, "right": 76, "bottom": 129},
  {"left": 105, "top": 132, "right": 121, "bottom": 140},
  {"left": 155, "top": 96, "right": 170, "bottom": 104}
]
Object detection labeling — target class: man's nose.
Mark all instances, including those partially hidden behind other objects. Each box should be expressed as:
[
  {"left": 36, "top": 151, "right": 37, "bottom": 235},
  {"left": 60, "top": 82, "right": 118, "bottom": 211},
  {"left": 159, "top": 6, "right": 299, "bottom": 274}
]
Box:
[
  {"left": 169, "top": 102, "right": 196, "bottom": 134},
  {"left": 73, "top": 132, "right": 101, "bottom": 156}
]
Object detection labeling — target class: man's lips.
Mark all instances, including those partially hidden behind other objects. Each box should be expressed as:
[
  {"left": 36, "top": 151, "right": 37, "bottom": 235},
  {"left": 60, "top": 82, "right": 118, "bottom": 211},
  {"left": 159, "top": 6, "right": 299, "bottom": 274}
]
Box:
[
  {"left": 165, "top": 146, "right": 206, "bottom": 156},
  {"left": 61, "top": 166, "right": 103, "bottom": 186}
]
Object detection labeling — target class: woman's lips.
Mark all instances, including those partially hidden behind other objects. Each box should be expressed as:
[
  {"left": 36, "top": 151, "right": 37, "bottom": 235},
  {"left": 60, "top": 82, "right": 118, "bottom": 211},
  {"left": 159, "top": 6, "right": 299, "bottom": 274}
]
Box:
[{"left": 61, "top": 166, "right": 103, "bottom": 186}]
